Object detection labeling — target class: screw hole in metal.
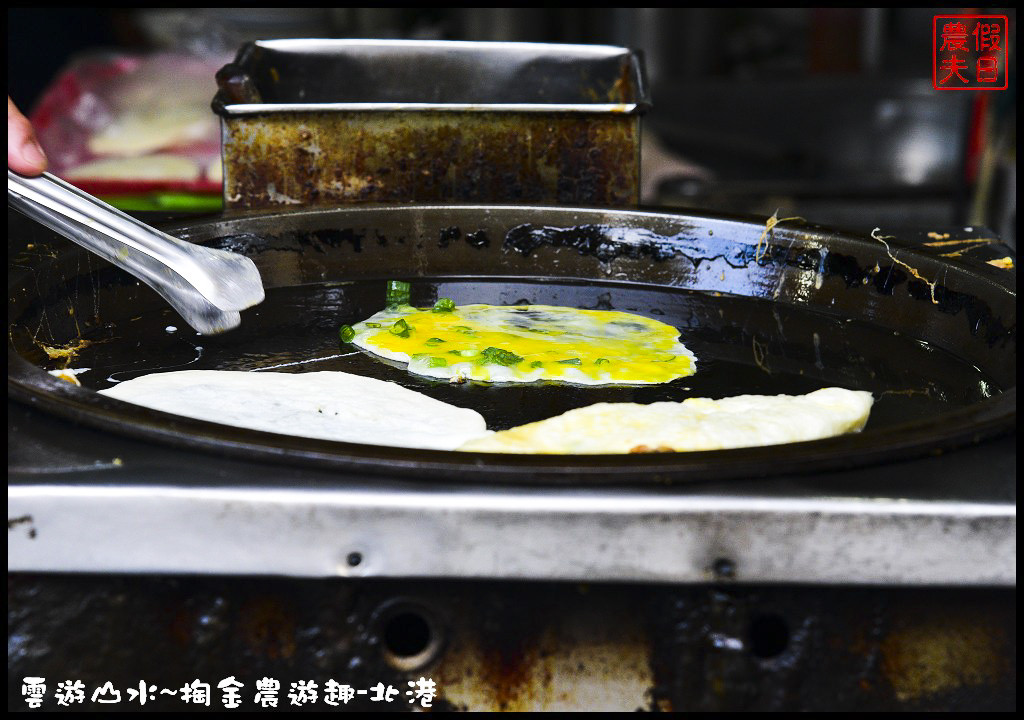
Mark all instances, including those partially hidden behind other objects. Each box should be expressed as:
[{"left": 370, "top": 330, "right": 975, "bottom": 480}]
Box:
[
  {"left": 711, "top": 557, "right": 736, "bottom": 579},
  {"left": 346, "top": 552, "right": 362, "bottom": 567},
  {"left": 385, "top": 612, "right": 432, "bottom": 658},
  {"left": 376, "top": 603, "right": 444, "bottom": 672},
  {"left": 748, "top": 613, "right": 789, "bottom": 659}
]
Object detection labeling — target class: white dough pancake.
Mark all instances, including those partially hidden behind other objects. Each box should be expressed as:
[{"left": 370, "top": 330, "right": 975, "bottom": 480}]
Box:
[
  {"left": 99, "top": 370, "right": 490, "bottom": 451},
  {"left": 459, "top": 388, "right": 874, "bottom": 454}
]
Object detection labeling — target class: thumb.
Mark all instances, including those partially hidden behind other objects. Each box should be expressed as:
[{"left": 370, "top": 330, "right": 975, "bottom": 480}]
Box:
[{"left": 8, "top": 96, "right": 48, "bottom": 176}]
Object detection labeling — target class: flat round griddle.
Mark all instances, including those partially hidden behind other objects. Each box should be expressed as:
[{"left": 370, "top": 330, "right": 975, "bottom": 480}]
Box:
[{"left": 7, "top": 205, "right": 1016, "bottom": 485}]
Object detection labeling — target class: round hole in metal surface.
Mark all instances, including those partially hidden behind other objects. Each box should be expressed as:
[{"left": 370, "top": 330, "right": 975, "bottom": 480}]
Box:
[
  {"left": 384, "top": 612, "right": 431, "bottom": 657},
  {"left": 379, "top": 607, "right": 443, "bottom": 671},
  {"left": 346, "top": 552, "right": 362, "bottom": 567},
  {"left": 748, "top": 613, "right": 789, "bottom": 659},
  {"left": 711, "top": 557, "right": 736, "bottom": 579}
]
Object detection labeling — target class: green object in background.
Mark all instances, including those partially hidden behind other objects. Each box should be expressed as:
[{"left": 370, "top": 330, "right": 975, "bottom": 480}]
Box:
[{"left": 100, "top": 193, "right": 223, "bottom": 213}]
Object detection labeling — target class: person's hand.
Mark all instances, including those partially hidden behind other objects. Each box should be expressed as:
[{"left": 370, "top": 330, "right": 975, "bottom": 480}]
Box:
[{"left": 8, "top": 96, "right": 47, "bottom": 176}]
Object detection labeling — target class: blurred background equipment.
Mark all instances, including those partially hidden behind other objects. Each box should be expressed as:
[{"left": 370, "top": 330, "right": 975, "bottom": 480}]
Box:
[
  {"left": 27, "top": 53, "right": 227, "bottom": 211},
  {"left": 8, "top": 7, "right": 1016, "bottom": 245}
]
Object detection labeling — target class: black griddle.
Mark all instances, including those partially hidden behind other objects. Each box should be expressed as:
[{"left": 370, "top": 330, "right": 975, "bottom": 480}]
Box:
[{"left": 7, "top": 205, "right": 1015, "bottom": 486}]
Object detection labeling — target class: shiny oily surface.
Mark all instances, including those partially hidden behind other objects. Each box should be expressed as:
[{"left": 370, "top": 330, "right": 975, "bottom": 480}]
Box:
[
  {"left": 38, "top": 277, "right": 1000, "bottom": 436},
  {"left": 350, "top": 303, "right": 696, "bottom": 384}
]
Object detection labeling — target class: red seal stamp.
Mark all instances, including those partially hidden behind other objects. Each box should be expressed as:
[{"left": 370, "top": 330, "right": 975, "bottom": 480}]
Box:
[{"left": 933, "top": 15, "right": 1009, "bottom": 90}]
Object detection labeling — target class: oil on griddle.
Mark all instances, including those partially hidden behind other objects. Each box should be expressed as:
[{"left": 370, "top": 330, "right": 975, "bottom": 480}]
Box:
[
  {"left": 8, "top": 206, "right": 1010, "bottom": 450},
  {"left": 25, "top": 276, "right": 997, "bottom": 435}
]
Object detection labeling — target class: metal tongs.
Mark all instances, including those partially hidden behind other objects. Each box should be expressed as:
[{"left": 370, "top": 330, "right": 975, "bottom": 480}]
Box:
[{"left": 8, "top": 171, "right": 264, "bottom": 334}]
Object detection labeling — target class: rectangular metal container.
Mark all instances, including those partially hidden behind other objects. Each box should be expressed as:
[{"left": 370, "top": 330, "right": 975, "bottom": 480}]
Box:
[{"left": 212, "top": 39, "right": 649, "bottom": 210}]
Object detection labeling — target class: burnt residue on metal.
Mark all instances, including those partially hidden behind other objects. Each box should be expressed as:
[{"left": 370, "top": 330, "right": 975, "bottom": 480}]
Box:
[
  {"left": 592, "top": 292, "right": 614, "bottom": 310},
  {"left": 305, "top": 229, "right": 364, "bottom": 254},
  {"left": 221, "top": 112, "right": 639, "bottom": 209},
  {"left": 438, "top": 226, "right": 461, "bottom": 249},
  {"left": 7, "top": 515, "right": 33, "bottom": 530},
  {"left": 644, "top": 585, "right": 1015, "bottom": 711},
  {"left": 907, "top": 279, "right": 1015, "bottom": 348},
  {"left": 7, "top": 515, "right": 37, "bottom": 540},
  {"left": 465, "top": 230, "right": 490, "bottom": 248},
  {"left": 7, "top": 576, "right": 1015, "bottom": 711},
  {"left": 506, "top": 224, "right": 680, "bottom": 263},
  {"left": 502, "top": 223, "right": 1015, "bottom": 353},
  {"left": 820, "top": 251, "right": 1013, "bottom": 348},
  {"left": 463, "top": 593, "right": 539, "bottom": 711},
  {"left": 212, "top": 229, "right": 366, "bottom": 257},
  {"left": 504, "top": 222, "right": 824, "bottom": 268},
  {"left": 6, "top": 575, "right": 419, "bottom": 713},
  {"left": 438, "top": 227, "right": 491, "bottom": 249},
  {"left": 206, "top": 232, "right": 266, "bottom": 256}
]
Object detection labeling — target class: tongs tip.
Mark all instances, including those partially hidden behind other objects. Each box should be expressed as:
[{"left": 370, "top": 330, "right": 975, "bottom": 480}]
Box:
[{"left": 9, "top": 170, "right": 265, "bottom": 334}]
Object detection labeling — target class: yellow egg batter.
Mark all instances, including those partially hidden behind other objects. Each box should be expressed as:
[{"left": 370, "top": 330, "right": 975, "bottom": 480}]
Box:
[{"left": 347, "top": 303, "right": 697, "bottom": 384}]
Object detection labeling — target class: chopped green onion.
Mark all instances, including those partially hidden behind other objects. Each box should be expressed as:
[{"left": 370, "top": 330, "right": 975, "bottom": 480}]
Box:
[
  {"left": 424, "top": 337, "right": 445, "bottom": 346},
  {"left": 557, "top": 358, "right": 582, "bottom": 366},
  {"left": 427, "top": 357, "right": 448, "bottom": 368},
  {"left": 389, "top": 318, "right": 411, "bottom": 337},
  {"left": 365, "top": 322, "right": 381, "bottom": 328},
  {"left": 385, "top": 279, "right": 411, "bottom": 307},
  {"left": 339, "top": 325, "right": 355, "bottom": 342},
  {"left": 448, "top": 349, "right": 464, "bottom": 356},
  {"left": 530, "top": 361, "right": 544, "bottom": 369},
  {"left": 433, "top": 297, "right": 456, "bottom": 312},
  {"left": 479, "top": 347, "right": 523, "bottom": 366},
  {"left": 452, "top": 325, "right": 475, "bottom": 334},
  {"left": 595, "top": 358, "right": 610, "bottom": 365}
]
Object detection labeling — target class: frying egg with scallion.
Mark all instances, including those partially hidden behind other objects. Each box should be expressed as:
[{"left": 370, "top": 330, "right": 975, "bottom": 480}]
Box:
[{"left": 343, "top": 301, "right": 697, "bottom": 384}]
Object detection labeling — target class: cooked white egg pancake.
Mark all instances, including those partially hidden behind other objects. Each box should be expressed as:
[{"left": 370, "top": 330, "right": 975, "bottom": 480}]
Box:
[
  {"left": 349, "top": 304, "right": 697, "bottom": 384},
  {"left": 99, "top": 370, "right": 489, "bottom": 451},
  {"left": 459, "top": 388, "right": 873, "bottom": 454}
]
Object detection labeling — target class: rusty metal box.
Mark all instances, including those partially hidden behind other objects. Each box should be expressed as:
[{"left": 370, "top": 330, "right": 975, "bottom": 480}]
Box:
[{"left": 212, "top": 39, "right": 649, "bottom": 210}]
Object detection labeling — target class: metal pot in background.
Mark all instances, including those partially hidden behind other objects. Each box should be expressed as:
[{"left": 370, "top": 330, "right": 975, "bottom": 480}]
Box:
[{"left": 212, "top": 40, "right": 649, "bottom": 210}]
